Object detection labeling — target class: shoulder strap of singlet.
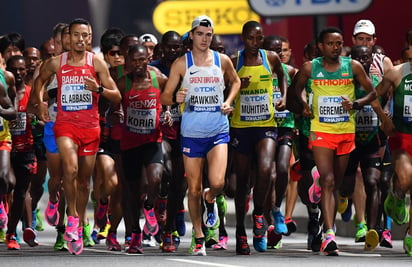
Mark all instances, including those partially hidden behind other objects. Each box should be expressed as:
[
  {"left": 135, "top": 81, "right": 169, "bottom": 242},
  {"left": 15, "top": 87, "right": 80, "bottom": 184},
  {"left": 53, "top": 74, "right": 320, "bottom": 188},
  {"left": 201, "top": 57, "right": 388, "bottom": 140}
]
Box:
[
  {"left": 117, "top": 65, "right": 123, "bottom": 79},
  {"left": 125, "top": 74, "right": 131, "bottom": 93},
  {"left": 85, "top": 51, "right": 93, "bottom": 67},
  {"left": 60, "top": 52, "right": 68, "bottom": 67},
  {"left": 186, "top": 51, "right": 194, "bottom": 69},
  {"left": 260, "top": 49, "right": 272, "bottom": 74},
  {"left": 213, "top": 50, "right": 220, "bottom": 68},
  {"left": 236, "top": 50, "right": 244, "bottom": 72},
  {"left": 149, "top": 70, "right": 159, "bottom": 89}
]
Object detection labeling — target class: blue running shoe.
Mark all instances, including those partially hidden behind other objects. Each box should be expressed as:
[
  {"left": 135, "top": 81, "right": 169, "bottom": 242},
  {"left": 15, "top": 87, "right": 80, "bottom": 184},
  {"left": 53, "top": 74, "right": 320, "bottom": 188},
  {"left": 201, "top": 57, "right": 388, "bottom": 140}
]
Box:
[
  {"left": 271, "top": 210, "right": 287, "bottom": 235},
  {"left": 253, "top": 236, "right": 267, "bottom": 252}
]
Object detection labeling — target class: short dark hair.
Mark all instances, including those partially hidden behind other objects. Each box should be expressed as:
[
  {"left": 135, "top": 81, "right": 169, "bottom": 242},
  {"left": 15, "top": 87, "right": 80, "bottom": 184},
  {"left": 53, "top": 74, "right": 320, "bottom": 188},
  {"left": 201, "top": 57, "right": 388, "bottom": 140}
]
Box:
[
  {"left": 242, "top": 21, "right": 261, "bottom": 36},
  {"left": 317, "top": 27, "right": 343, "bottom": 43},
  {"left": 0, "top": 32, "right": 25, "bottom": 54},
  {"left": 69, "top": 18, "right": 90, "bottom": 33},
  {"left": 128, "top": 44, "right": 147, "bottom": 57},
  {"left": 6, "top": 55, "right": 25, "bottom": 69},
  {"left": 161, "top": 31, "right": 181, "bottom": 44},
  {"left": 53, "top": 22, "right": 68, "bottom": 39}
]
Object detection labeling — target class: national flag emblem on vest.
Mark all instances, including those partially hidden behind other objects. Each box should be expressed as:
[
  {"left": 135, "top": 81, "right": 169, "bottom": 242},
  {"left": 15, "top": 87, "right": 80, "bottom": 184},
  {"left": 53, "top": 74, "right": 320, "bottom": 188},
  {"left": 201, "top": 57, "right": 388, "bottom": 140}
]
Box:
[{"left": 341, "top": 65, "right": 349, "bottom": 77}]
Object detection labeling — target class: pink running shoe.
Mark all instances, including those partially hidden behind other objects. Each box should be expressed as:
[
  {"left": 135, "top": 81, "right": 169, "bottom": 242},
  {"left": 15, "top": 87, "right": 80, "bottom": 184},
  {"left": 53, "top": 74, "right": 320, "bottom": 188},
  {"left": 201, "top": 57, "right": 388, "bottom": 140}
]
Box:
[
  {"left": 320, "top": 233, "right": 339, "bottom": 256},
  {"left": 308, "top": 166, "right": 321, "bottom": 204},
  {"left": 213, "top": 235, "right": 228, "bottom": 250},
  {"left": 0, "top": 202, "right": 8, "bottom": 229},
  {"left": 95, "top": 202, "right": 108, "bottom": 228},
  {"left": 44, "top": 199, "right": 60, "bottom": 226},
  {"left": 143, "top": 208, "right": 159, "bottom": 236},
  {"left": 68, "top": 226, "right": 83, "bottom": 255},
  {"left": 380, "top": 229, "right": 393, "bottom": 248},
  {"left": 64, "top": 216, "right": 79, "bottom": 242},
  {"left": 106, "top": 232, "right": 122, "bottom": 251},
  {"left": 127, "top": 232, "right": 144, "bottom": 254}
]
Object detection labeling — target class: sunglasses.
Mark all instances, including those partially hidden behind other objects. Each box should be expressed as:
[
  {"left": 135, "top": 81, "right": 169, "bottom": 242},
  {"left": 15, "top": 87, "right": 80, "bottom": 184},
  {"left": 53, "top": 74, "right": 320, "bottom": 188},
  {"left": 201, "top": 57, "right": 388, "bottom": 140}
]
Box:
[{"left": 108, "top": 50, "right": 121, "bottom": 56}]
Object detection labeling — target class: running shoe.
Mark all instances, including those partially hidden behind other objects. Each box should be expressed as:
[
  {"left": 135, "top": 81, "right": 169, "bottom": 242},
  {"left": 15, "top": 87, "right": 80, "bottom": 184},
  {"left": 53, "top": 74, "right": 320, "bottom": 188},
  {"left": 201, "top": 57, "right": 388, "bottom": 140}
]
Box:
[
  {"left": 384, "top": 192, "right": 409, "bottom": 225},
  {"left": 23, "top": 227, "right": 39, "bottom": 247},
  {"left": 404, "top": 234, "right": 412, "bottom": 256},
  {"left": 213, "top": 235, "right": 228, "bottom": 250},
  {"left": 171, "top": 230, "right": 180, "bottom": 249},
  {"left": 6, "top": 233, "right": 20, "bottom": 250},
  {"left": 308, "top": 166, "right": 321, "bottom": 204},
  {"left": 236, "top": 234, "right": 250, "bottom": 255},
  {"left": 143, "top": 207, "right": 159, "bottom": 236},
  {"left": 106, "top": 232, "right": 121, "bottom": 251},
  {"left": 83, "top": 223, "right": 95, "bottom": 247},
  {"left": 44, "top": 199, "right": 60, "bottom": 226},
  {"left": 203, "top": 188, "right": 219, "bottom": 228},
  {"left": 189, "top": 229, "right": 196, "bottom": 253},
  {"left": 175, "top": 209, "right": 186, "bottom": 236},
  {"left": 97, "top": 223, "right": 111, "bottom": 240},
  {"left": 380, "top": 229, "right": 393, "bottom": 248},
  {"left": 320, "top": 233, "right": 339, "bottom": 256},
  {"left": 68, "top": 226, "right": 83, "bottom": 255},
  {"left": 341, "top": 199, "right": 353, "bottom": 222},
  {"left": 0, "top": 228, "right": 5, "bottom": 243},
  {"left": 155, "top": 197, "right": 167, "bottom": 226},
  {"left": 337, "top": 195, "right": 348, "bottom": 214},
  {"left": 35, "top": 209, "right": 45, "bottom": 232},
  {"left": 267, "top": 225, "right": 282, "bottom": 249},
  {"left": 205, "top": 227, "right": 218, "bottom": 248},
  {"left": 355, "top": 222, "right": 367, "bottom": 243},
  {"left": 64, "top": 216, "right": 79, "bottom": 242},
  {"left": 0, "top": 201, "right": 8, "bottom": 229},
  {"left": 127, "top": 232, "right": 144, "bottom": 254},
  {"left": 271, "top": 210, "right": 287, "bottom": 235},
  {"left": 162, "top": 231, "right": 176, "bottom": 252},
  {"left": 307, "top": 212, "right": 322, "bottom": 252},
  {"left": 285, "top": 217, "right": 297, "bottom": 236},
  {"left": 91, "top": 229, "right": 99, "bottom": 244},
  {"left": 124, "top": 235, "right": 132, "bottom": 251},
  {"left": 54, "top": 231, "right": 68, "bottom": 251},
  {"left": 95, "top": 202, "right": 109, "bottom": 228},
  {"left": 252, "top": 213, "right": 267, "bottom": 252},
  {"left": 364, "top": 229, "right": 379, "bottom": 251},
  {"left": 192, "top": 237, "right": 206, "bottom": 256},
  {"left": 142, "top": 232, "right": 156, "bottom": 247}
]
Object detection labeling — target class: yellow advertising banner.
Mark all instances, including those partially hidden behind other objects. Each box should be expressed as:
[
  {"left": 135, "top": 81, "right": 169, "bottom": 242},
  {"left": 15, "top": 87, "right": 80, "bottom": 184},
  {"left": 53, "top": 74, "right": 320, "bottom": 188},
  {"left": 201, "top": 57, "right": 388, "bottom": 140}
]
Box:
[{"left": 153, "top": 0, "right": 260, "bottom": 35}]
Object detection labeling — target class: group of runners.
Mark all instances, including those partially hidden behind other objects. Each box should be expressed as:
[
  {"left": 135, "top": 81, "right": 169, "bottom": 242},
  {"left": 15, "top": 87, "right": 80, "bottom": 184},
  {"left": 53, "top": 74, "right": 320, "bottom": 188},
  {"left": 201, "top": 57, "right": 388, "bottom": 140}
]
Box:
[{"left": 0, "top": 15, "right": 411, "bottom": 257}]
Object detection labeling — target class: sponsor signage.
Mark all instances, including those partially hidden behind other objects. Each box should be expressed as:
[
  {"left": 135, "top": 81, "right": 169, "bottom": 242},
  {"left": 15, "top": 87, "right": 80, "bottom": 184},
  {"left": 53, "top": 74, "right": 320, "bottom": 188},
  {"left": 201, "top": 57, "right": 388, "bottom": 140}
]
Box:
[
  {"left": 153, "top": 0, "right": 260, "bottom": 34},
  {"left": 248, "top": 0, "right": 373, "bottom": 17}
]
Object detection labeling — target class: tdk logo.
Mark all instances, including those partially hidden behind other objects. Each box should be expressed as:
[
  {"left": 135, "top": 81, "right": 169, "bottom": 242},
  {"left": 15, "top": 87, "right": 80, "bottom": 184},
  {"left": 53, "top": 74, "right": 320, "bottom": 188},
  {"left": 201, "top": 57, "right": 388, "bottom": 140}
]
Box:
[{"left": 322, "top": 96, "right": 342, "bottom": 103}]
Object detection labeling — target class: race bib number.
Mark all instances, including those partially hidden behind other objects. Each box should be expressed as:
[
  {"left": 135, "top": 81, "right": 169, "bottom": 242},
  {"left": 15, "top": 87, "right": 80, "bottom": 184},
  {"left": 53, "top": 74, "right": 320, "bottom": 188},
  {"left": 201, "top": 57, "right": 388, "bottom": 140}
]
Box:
[
  {"left": 318, "top": 95, "right": 349, "bottom": 123},
  {"left": 61, "top": 84, "right": 92, "bottom": 111},
  {"left": 126, "top": 107, "right": 156, "bottom": 134}
]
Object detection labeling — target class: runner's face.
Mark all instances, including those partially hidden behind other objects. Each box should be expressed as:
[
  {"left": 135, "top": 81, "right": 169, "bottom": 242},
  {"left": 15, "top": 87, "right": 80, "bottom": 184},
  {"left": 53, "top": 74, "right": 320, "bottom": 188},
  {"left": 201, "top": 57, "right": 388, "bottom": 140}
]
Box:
[
  {"left": 8, "top": 59, "right": 26, "bottom": 85},
  {"left": 70, "top": 24, "right": 91, "bottom": 52},
  {"left": 352, "top": 33, "right": 375, "bottom": 48},
  {"left": 242, "top": 27, "right": 264, "bottom": 54},
  {"left": 190, "top": 26, "right": 213, "bottom": 52},
  {"left": 319, "top": 33, "right": 343, "bottom": 61},
  {"left": 129, "top": 49, "right": 148, "bottom": 76},
  {"left": 281, "top": 41, "right": 291, "bottom": 63},
  {"left": 163, "top": 37, "right": 182, "bottom": 62},
  {"left": 352, "top": 47, "right": 372, "bottom": 72}
]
